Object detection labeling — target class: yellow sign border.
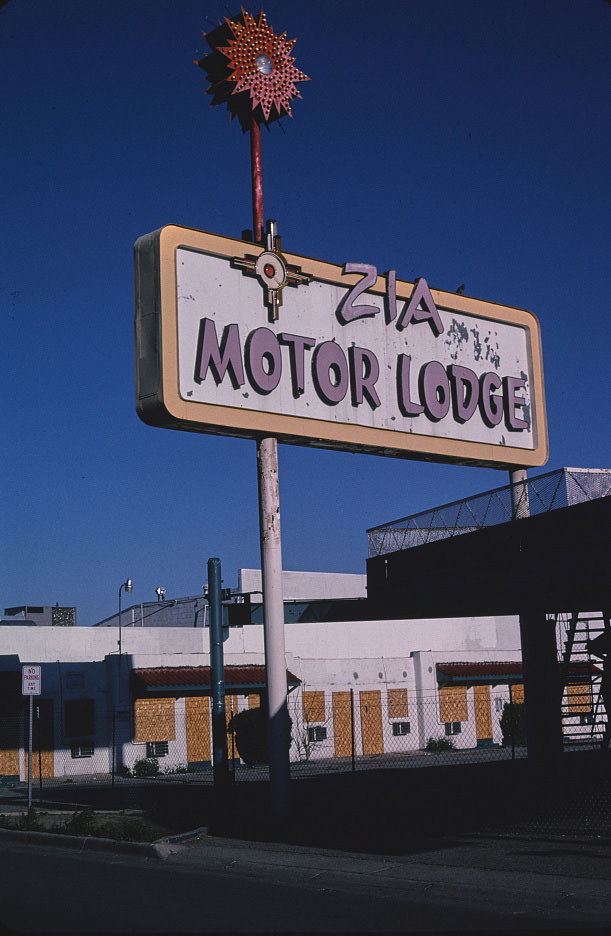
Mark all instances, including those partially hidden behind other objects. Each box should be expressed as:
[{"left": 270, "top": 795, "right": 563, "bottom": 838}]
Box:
[{"left": 134, "top": 224, "right": 548, "bottom": 469}]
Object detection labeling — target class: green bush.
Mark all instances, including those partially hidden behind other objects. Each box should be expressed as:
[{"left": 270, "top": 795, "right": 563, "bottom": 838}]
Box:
[
  {"left": 132, "top": 756, "right": 160, "bottom": 778},
  {"left": 500, "top": 700, "right": 527, "bottom": 746},
  {"left": 425, "top": 736, "right": 455, "bottom": 752}
]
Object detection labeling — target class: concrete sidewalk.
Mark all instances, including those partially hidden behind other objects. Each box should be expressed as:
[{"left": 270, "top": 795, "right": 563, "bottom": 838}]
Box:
[{"left": 166, "top": 827, "right": 611, "bottom": 931}]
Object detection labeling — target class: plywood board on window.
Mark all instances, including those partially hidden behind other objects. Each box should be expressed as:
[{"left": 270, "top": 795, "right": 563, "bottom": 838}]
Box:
[
  {"left": 360, "top": 690, "right": 384, "bottom": 756},
  {"left": 566, "top": 682, "right": 592, "bottom": 714},
  {"left": 332, "top": 691, "right": 352, "bottom": 758},
  {"left": 474, "top": 684, "right": 493, "bottom": 740},
  {"left": 303, "top": 690, "right": 326, "bottom": 724},
  {"left": 439, "top": 686, "right": 468, "bottom": 723},
  {"left": 185, "top": 696, "right": 211, "bottom": 763},
  {"left": 225, "top": 695, "right": 239, "bottom": 760},
  {"left": 133, "top": 698, "right": 176, "bottom": 743},
  {"left": 510, "top": 683, "right": 524, "bottom": 704},
  {"left": 387, "top": 688, "right": 408, "bottom": 719}
]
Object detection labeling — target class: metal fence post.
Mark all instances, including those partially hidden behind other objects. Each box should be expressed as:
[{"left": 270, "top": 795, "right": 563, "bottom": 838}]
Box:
[
  {"left": 208, "top": 557, "right": 230, "bottom": 792},
  {"left": 350, "top": 688, "right": 356, "bottom": 772}
]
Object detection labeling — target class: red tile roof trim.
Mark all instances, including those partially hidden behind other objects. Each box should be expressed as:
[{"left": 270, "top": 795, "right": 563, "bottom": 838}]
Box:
[
  {"left": 132, "top": 665, "right": 300, "bottom": 689},
  {"left": 437, "top": 661, "right": 602, "bottom": 682}
]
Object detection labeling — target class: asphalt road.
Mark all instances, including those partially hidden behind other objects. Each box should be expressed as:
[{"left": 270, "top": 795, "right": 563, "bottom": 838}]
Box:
[{"left": 0, "top": 835, "right": 609, "bottom": 934}]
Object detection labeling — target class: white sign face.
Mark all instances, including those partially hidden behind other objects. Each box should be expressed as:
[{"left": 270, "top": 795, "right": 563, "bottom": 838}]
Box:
[
  {"left": 22, "top": 665, "right": 41, "bottom": 696},
  {"left": 135, "top": 226, "right": 547, "bottom": 469}
]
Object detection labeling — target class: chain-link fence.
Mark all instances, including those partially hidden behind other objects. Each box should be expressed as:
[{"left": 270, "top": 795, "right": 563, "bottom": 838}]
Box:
[
  {"left": 368, "top": 467, "right": 611, "bottom": 557},
  {"left": 2, "top": 681, "right": 609, "bottom": 840},
  {"left": 1, "top": 682, "right": 606, "bottom": 790}
]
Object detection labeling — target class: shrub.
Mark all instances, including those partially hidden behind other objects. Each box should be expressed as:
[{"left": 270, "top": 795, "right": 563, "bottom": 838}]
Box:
[
  {"left": 132, "top": 756, "right": 160, "bottom": 778},
  {"left": 228, "top": 708, "right": 268, "bottom": 766},
  {"left": 162, "top": 763, "right": 188, "bottom": 775},
  {"left": 228, "top": 707, "right": 292, "bottom": 766},
  {"left": 500, "top": 700, "right": 527, "bottom": 746},
  {"left": 64, "top": 808, "right": 97, "bottom": 836},
  {"left": 425, "top": 736, "right": 455, "bottom": 752}
]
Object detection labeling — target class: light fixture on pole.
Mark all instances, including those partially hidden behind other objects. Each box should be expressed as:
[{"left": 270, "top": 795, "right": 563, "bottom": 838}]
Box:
[{"left": 118, "top": 578, "right": 133, "bottom": 656}]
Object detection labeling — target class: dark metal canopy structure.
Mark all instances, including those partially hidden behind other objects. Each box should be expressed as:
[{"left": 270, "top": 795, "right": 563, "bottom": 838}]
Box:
[{"left": 367, "top": 493, "right": 611, "bottom": 618}]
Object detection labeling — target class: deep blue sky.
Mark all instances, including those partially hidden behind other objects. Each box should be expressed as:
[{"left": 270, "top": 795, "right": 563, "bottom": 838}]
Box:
[{"left": 2, "top": 0, "right": 610, "bottom": 625}]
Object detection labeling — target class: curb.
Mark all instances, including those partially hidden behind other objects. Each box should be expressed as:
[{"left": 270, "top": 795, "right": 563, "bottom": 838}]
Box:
[
  {"left": 156, "top": 825, "right": 209, "bottom": 845},
  {"left": 0, "top": 826, "right": 180, "bottom": 859}
]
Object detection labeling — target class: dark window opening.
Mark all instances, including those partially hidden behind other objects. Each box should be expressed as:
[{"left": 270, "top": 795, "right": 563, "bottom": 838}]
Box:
[
  {"left": 307, "top": 726, "right": 327, "bottom": 742},
  {"left": 445, "top": 722, "right": 462, "bottom": 736},
  {"left": 392, "top": 721, "right": 411, "bottom": 736}
]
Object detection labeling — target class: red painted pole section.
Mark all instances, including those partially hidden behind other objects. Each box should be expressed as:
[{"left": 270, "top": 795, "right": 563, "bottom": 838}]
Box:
[{"left": 250, "top": 117, "right": 264, "bottom": 243}]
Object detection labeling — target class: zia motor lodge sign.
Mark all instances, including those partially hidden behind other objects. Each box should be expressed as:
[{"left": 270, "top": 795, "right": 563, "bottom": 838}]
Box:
[{"left": 134, "top": 225, "right": 547, "bottom": 469}]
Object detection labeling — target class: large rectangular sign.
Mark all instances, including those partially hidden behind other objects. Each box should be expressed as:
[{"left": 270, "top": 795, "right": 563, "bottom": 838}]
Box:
[{"left": 134, "top": 225, "right": 547, "bottom": 469}]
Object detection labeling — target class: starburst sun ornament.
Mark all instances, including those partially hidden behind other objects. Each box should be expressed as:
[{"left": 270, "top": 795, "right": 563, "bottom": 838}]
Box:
[{"left": 197, "top": 9, "right": 309, "bottom": 130}]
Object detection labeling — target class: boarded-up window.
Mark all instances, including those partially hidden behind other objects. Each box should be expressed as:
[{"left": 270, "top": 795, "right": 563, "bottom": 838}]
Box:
[
  {"left": 303, "top": 690, "right": 325, "bottom": 723},
  {"left": 566, "top": 682, "right": 592, "bottom": 714},
  {"left": 439, "top": 686, "right": 468, "bottom": 723},
  {"left": 133, "top": 698, "right": 175, "bottom": 742},
  {"left": 185, "top": 696, "right": 211, "bottom": 763},
  {"left": 64, "top": 699, "right": 95, "bottom": 737},
  {"left": 510, "top": 683, "right": 524, "bottom": 704},
  {"left": 387, "top": 689, "right": 408, "bottom": 719},
  {"left": 248, "top": 693, "right": 261, "bottom": 709}
]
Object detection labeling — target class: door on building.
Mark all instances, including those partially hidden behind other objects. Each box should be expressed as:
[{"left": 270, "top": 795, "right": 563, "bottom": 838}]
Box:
[
  {"left": 24, "top": 699, "right": 54, "bottom": 779},
  {"left": 332, "top": 691, "right": 353, "bottom": 758},
  {"left": 474, "top": 685, "right": 493, "bottom": 745},
  {"left": 0, "top": 674, "right": 21, "bottom": 779},
  {"left": 185, "top": 696, "right": 211, "bottom": 767},
  {"left": 225, "top": 695, "right": 239, "bottom": 761},
  {"left": 360, "top": 690, "right": 384, "bottom": 756},
  {"left": 0, "top": 707, "right": 20, "bottom": 778}
]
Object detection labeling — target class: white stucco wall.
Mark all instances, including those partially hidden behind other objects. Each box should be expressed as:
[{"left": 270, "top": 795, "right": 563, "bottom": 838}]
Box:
[{"left": 237, "top": 569, "right": 367, "bottom": 600}]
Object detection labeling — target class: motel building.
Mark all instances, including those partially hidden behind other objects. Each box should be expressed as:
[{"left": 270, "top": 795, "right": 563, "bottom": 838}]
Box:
[
  {"left": 0, "top": 468, "right": 607, "bottom": 783},
  {"left": 0, "top": 587, "right": 529, "bottom": 781}
]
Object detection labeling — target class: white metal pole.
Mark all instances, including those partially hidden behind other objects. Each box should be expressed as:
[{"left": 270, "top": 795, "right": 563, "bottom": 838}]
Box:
[
  {"left": 510, "top": 468, "right": 529, "bottom": 519},
  {"left": 28, "top": 695, "right": 33, "bottom": 813},
  {"left": 257, "top": 436, "right": 291, "bottom": 821}
]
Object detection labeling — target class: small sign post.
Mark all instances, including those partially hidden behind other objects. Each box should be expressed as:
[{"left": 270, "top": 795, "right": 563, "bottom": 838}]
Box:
[{"left": 22, "top": 666, "right": 41, "bottom": 812}]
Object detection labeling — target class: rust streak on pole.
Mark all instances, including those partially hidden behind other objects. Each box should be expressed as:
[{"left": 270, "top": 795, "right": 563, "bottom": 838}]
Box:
[{"left": 250, "top": 117, "right": 264, "bottom": 243}]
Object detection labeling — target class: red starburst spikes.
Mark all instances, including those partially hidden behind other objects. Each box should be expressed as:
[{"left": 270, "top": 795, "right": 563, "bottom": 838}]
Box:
[{"left": 197, "top": 8, "right": 309, "bottom": 130}]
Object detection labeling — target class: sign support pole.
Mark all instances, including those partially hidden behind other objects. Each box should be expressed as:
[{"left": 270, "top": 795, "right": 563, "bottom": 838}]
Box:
[
  {"left": 257, "top": 436, "right": 291, "bottom": 821},
  {"left": 251, "top": 115, "right": 291, "bottom": 821},
  {"left": 28, "top": 695, "right": 33, "bottom": 813}
]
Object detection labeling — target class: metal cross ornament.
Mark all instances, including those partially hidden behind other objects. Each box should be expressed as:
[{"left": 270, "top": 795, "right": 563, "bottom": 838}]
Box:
[{"left": 232, "top": 220, "right": 310, "bottom": 321}]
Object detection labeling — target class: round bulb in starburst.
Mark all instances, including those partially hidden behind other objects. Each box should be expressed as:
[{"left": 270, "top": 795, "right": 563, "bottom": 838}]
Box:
[{"left": 256, "top": 53, "right": 273, "bottom": 75}]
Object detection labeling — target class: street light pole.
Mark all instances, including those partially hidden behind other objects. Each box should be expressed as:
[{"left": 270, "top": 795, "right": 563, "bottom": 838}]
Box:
[{"left": 118, "top": 578, "right": 133, "bottom": 657}]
